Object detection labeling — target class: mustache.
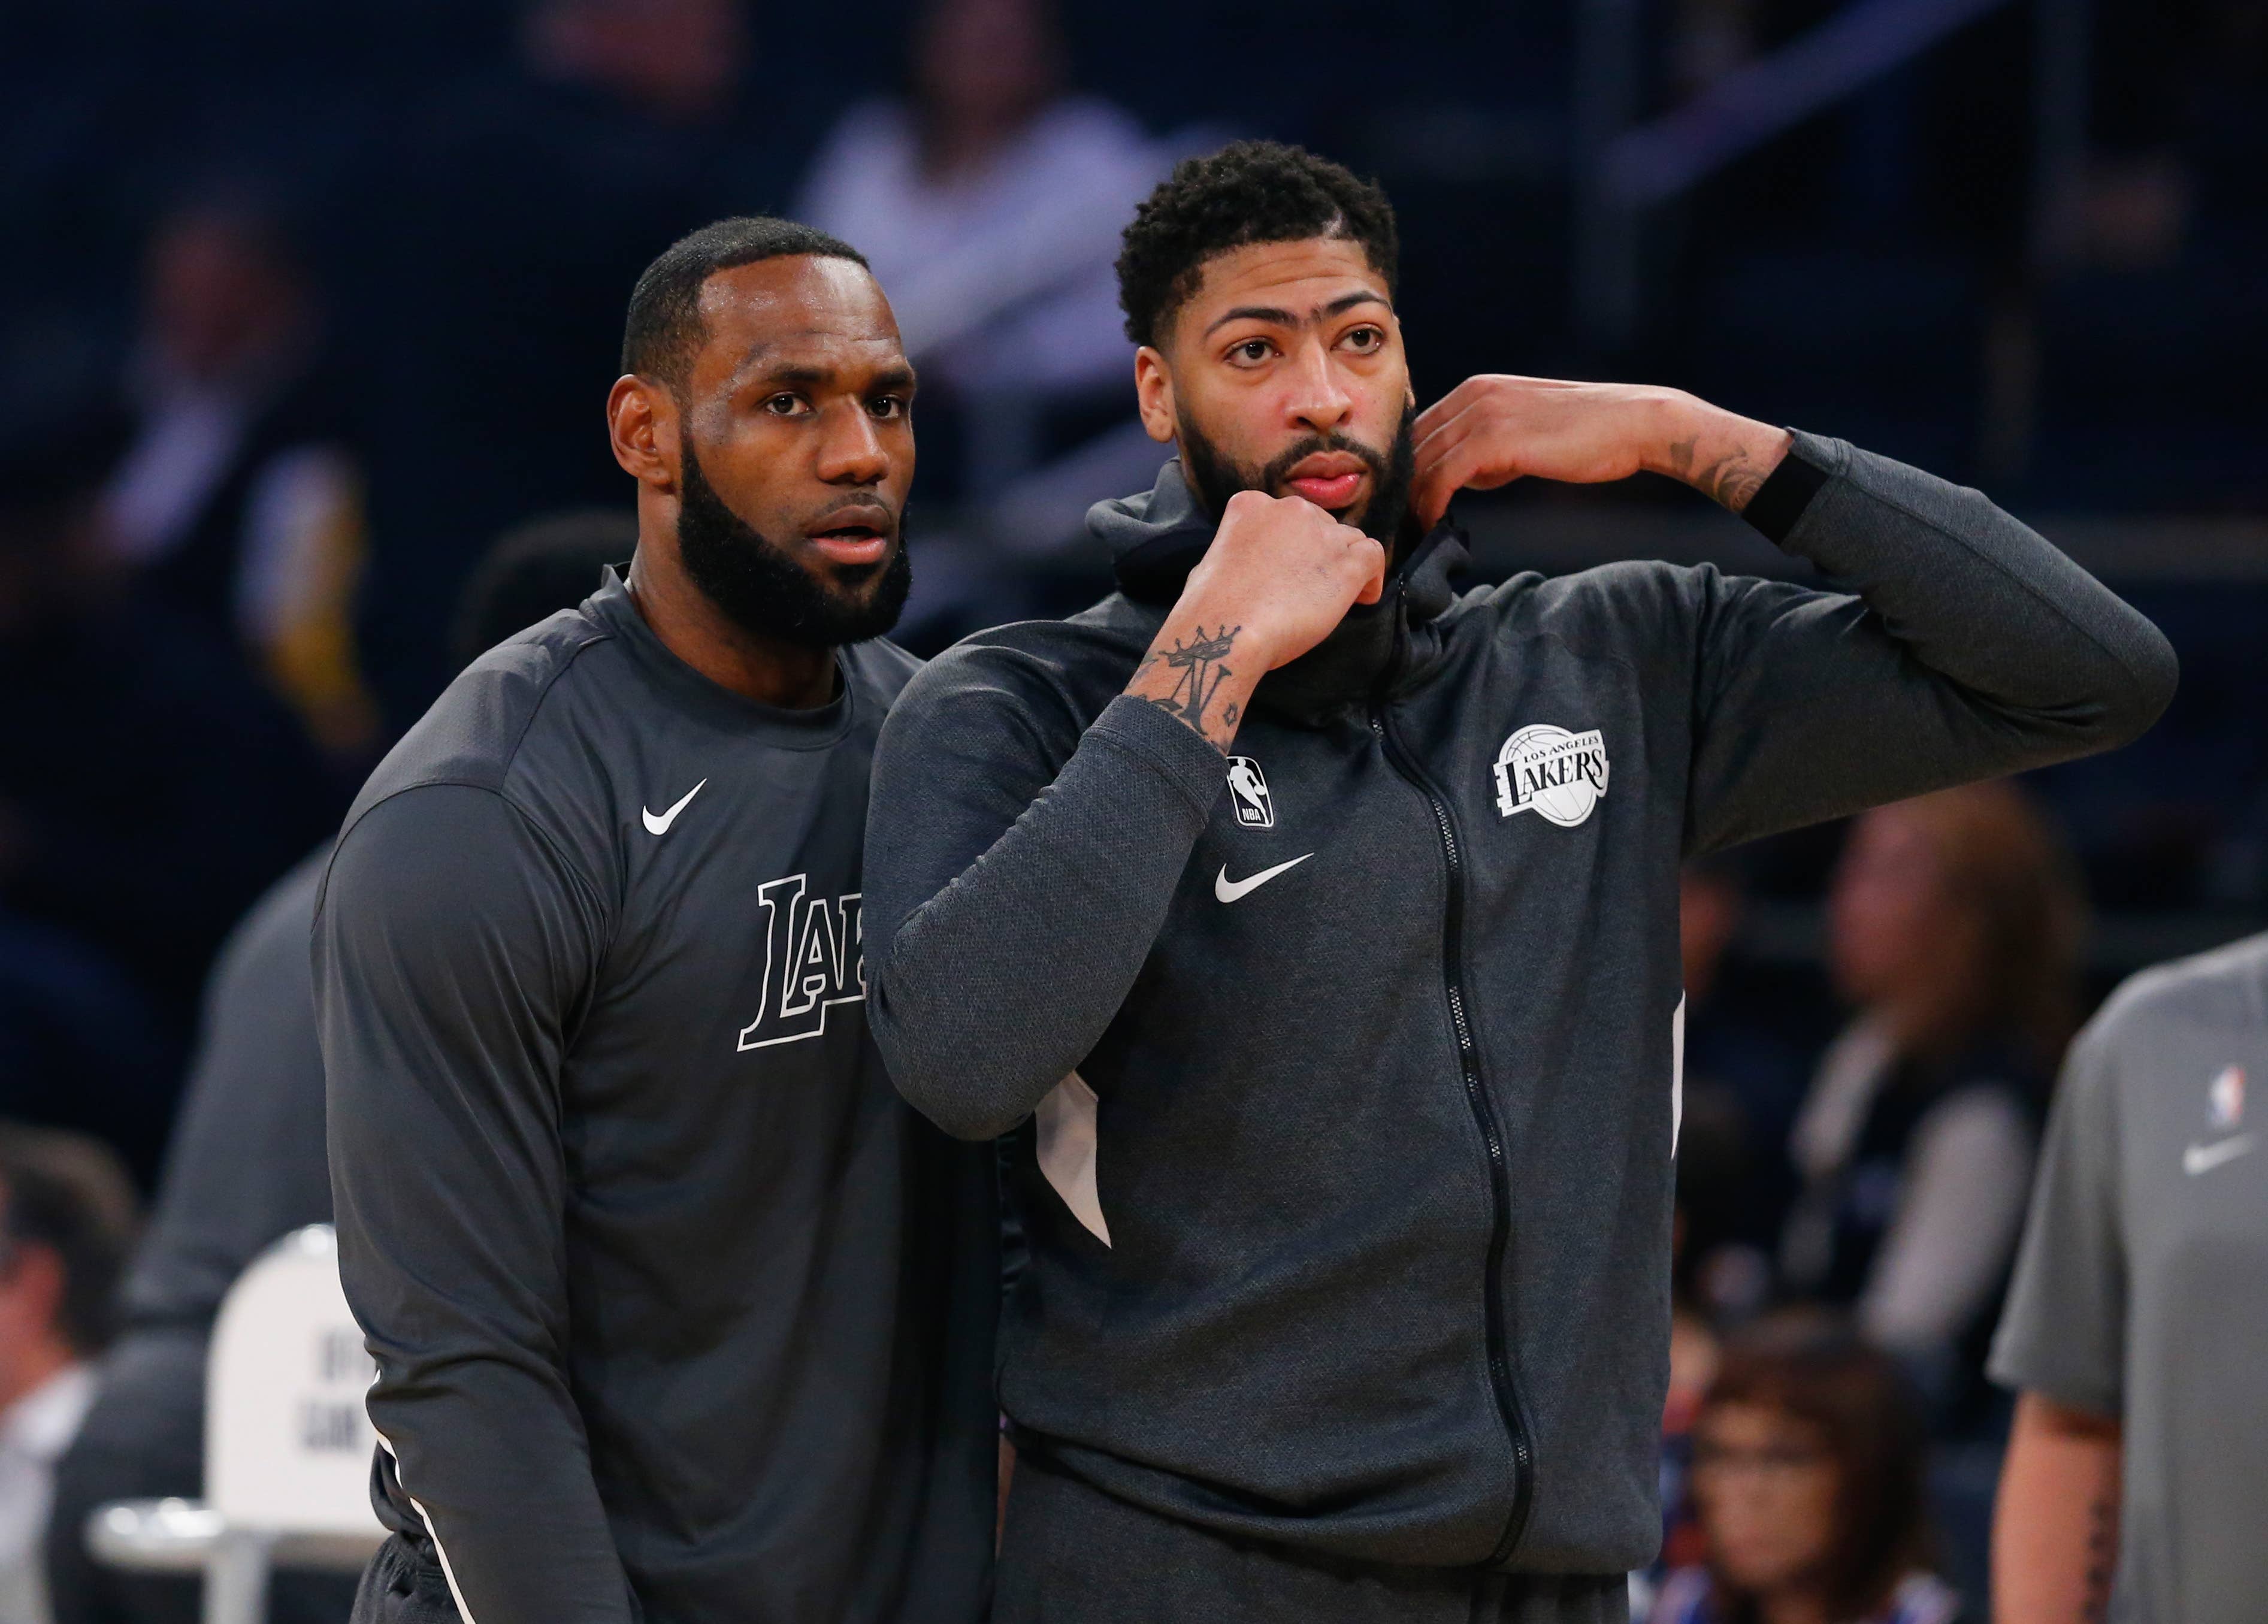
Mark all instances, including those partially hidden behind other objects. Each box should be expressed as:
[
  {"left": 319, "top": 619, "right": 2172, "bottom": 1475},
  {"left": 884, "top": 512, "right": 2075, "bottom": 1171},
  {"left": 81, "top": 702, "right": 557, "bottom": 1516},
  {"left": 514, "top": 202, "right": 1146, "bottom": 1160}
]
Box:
[
  {"left": 1259, "top": 431, "right": 1392, "bottom": 489},
  {"left": 803, "top": 494, "right": 899, "bottom": 537}
]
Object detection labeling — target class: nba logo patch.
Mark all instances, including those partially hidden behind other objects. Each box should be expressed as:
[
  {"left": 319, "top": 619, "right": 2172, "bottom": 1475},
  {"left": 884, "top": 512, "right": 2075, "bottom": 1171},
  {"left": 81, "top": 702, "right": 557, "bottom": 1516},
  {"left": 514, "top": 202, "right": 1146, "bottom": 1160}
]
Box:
[
  {"left": 1227, "top": 757, "right": 1274, "bottom": 828},
  {"left": 2209, "top": 1064, "right": 2245, "bottom": 1130},
  {"left": 1493, "top": 724, "right": 1610, "bottom": 826}
]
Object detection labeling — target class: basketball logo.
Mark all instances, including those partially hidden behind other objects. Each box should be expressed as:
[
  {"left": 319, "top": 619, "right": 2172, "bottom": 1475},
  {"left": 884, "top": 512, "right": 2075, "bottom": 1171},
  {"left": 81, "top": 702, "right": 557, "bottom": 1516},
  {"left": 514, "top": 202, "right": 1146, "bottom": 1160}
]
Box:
[
  {"left": 1226, "top": 756, "right": 1275, "bottom": 828},
  {"left": 2209, "top": 1064, "right": 2245, "bottom": 1130},
  {"left": 1493, "top": 724, "right": 1610, "bottom": 826}
]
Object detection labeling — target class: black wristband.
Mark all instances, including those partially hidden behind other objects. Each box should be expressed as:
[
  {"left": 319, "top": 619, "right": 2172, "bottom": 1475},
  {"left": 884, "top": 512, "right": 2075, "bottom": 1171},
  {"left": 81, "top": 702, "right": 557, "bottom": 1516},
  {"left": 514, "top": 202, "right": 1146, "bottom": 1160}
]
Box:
[{"left": 1742, "top": 437, "right": 1831, "bottom": 544}]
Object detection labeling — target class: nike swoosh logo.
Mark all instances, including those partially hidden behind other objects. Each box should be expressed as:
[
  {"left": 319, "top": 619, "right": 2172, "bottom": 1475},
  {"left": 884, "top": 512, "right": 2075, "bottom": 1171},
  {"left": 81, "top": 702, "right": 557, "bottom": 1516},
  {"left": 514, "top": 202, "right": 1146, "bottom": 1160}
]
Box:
[
  {"left": 1215, "top": 854, "right": 1313, "bottom": 903},
  {"left": 641, "top": 779, "right": 707, "bottom": 836},
  {"left": 2184, "top": 1135, "right": 2255, "bottom": 1177}
]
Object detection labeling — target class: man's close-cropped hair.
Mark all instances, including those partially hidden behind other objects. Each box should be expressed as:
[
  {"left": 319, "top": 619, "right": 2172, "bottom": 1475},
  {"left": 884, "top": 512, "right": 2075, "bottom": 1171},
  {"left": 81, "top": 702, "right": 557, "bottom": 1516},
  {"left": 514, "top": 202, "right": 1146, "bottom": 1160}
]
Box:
[
  {"left": 1115, "top": 140, "right": 1399, "bottom": 350},
  {"left": 621, "top": 216, "right": 869, "bottom": 388},
  {"left": 0, "top": 1126, "right": 139, "bottom": 1356}
]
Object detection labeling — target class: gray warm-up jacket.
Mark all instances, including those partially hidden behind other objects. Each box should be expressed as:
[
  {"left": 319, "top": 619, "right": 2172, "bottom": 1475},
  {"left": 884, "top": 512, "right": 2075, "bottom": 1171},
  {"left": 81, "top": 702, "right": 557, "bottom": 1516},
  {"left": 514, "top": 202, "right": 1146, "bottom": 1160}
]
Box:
[{"left": 863, "top": 433, "right": 2176, "bottom": 1578}]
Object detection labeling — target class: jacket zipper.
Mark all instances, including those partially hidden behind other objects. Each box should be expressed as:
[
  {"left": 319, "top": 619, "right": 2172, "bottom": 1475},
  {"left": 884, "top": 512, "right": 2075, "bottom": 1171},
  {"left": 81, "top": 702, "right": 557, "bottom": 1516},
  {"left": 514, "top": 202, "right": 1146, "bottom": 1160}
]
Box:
[{"left": 1370, "top": 704, "right": 1535, "bottom": 1568}]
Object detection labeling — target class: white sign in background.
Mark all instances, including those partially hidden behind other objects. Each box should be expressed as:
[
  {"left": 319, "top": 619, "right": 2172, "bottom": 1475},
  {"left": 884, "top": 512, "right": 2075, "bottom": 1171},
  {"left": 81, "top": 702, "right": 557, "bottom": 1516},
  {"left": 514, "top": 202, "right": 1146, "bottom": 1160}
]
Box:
[{"left": 205, "top": 1226, "right": 385, "bottom": 1538}]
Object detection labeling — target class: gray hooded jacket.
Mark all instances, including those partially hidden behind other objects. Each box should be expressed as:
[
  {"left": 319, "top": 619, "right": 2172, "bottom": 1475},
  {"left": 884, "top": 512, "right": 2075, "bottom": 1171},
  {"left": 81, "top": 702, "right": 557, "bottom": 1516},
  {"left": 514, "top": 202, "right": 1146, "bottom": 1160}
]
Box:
[{"left": 863, "top": 433, "right": 2176, "bottom": 1577}]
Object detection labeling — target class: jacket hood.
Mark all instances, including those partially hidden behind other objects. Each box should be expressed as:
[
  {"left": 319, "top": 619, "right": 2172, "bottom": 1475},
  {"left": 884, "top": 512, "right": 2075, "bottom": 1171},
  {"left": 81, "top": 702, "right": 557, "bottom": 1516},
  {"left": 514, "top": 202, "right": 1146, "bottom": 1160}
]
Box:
[{"left": 1087, "top": 459, "right": 1470, "bottom": 725}]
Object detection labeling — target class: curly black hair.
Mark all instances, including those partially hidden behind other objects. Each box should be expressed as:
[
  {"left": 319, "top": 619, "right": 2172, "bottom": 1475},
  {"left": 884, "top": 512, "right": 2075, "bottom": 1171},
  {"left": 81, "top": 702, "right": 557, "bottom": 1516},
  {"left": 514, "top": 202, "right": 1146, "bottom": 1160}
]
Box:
[{"left": 1115, "top": 141, "right": 1399, "bottom": 350}]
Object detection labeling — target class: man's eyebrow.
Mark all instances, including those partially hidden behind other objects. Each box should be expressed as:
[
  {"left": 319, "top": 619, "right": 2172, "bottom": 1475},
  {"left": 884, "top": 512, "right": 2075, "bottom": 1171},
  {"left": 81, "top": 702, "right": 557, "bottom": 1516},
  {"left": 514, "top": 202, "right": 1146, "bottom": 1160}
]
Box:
[
  {"left": 1202, "top": 290, "right": 1391, "bottom": 337},
  {"left": 1203, "top": 305, "right": 1296, "bottom": 337},
  {"left": 1323, "top": 289, "right": 1390, "bottom": 317},
  {"left": 731, "top": 357, "right": 918, "bottom": 393}
]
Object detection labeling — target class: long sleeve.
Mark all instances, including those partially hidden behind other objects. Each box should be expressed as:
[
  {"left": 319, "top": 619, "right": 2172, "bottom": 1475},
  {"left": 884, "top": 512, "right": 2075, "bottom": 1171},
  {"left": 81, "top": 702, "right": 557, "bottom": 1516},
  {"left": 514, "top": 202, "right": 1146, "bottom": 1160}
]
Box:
[
  {"left": 315, "top": 784, "right": 633, "bottom": 1624},
  {"left": 865, "top": 681, "right": 1228, "bottom": 1141},
  {"left": 1685, "top": 432, "right": 2178, "bottom": 855}
]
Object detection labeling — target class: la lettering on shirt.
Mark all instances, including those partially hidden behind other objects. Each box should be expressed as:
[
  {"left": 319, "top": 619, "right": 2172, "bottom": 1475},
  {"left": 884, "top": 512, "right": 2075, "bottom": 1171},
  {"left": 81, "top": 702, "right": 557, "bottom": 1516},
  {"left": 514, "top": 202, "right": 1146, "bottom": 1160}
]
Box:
[{"left": 316, "top": 571, "right": 997, "bottom": 1624}]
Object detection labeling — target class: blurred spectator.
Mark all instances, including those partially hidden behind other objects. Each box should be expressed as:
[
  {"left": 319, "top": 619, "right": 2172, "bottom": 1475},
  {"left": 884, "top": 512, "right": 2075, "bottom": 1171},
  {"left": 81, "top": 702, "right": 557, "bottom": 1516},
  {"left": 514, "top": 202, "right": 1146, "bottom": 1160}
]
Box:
[
  {"left": 448, "top": 507, "right": 636, "bottom": 667},
  {"left": 99, "top": 188, "right": 373, "bottom": 757},
  {"left": 40, "top": 508, "right": 631, "bottom": 1624},
  {"left": 796, "top": 0, "right": 1168, "bottom": 499},
  {"left": 1679, "top": 857, "right": 1809, "bottom": 1298},
  {"left": 1779, "top": 784, "right": 2082, "bottom": 1420},
  {"left": 1647, "top": 1098, "right": 1745, "bottom": 1604},
  {"left": 1649, "top": 1324, "right": 1962, "bottom": 1624},
  {"left": 0, "top": 1129, "right": 137, "bottom": 1624},
  {"left": 0, "top": 410, "right": 334, "bottom": 1139},
  {"left": 341, "top": 0, "right": 825, "bottom": 730},
  {"left": 1988, "top": 930, "right": 2268, "bottom": 1624}
]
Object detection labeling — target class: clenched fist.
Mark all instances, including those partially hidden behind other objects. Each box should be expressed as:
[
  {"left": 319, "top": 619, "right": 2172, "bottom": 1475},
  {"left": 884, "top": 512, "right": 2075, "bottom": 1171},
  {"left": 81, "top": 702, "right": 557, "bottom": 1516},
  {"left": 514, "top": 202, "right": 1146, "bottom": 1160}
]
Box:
[
  {"left": 1188, "top": 490, "right": 1387, "bottom": 672},
  {"left": 1123, "top": 490, "right": 1386, "bottom": 752}
]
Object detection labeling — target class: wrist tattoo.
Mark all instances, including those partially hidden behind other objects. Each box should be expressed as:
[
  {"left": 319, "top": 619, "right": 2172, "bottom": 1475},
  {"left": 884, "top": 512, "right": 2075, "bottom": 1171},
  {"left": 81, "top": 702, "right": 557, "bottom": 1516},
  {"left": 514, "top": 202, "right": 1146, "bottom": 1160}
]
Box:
[
  {"left": 2082, "top": 1490, "right": 2116, "bottom": 1622},
  {"left": 1667, "top": 436, "right": 1769, "bottom": 513},
  {"left": 1130, "top": 625, "right": 1242, "bottom": 752}
]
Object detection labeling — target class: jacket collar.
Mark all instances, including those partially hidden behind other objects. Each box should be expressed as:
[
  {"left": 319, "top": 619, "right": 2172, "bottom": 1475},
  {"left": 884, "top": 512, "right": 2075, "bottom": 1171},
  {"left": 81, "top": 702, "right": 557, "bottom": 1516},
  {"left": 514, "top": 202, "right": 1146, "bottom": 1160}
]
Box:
[{"left": 1086, "top": 459, "right": 1468, "bottom": 725}]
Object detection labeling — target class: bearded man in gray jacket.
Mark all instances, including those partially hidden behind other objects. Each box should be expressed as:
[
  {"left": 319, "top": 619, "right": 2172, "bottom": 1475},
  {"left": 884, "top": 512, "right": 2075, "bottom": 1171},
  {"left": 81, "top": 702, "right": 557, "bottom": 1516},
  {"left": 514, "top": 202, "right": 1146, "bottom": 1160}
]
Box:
[{"left": 863, "top": 141, "right": 2177, "bottom": 1623}]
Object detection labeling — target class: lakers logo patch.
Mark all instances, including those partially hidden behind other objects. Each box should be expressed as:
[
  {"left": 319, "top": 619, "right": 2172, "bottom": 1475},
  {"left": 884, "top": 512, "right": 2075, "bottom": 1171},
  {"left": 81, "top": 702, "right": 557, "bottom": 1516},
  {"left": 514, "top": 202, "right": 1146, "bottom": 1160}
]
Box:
[{"left": 1493, "top": 724, "right": 1609, "bottom": 826}]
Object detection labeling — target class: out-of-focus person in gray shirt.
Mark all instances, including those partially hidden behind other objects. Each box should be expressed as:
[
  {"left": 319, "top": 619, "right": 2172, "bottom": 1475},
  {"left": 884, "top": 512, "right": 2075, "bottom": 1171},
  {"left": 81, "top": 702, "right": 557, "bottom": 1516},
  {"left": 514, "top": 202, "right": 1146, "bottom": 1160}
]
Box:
[
  {"left": 40, "top": 512, "right": 631, "bottom": 1624},
  {"left": 0, "top": 1130, "right": 137, "bottom": 1624},
  {"left": 1989, "top": 931, "right": 2268, "bottom": 1624},
  {"left": 796, "top": 0, "right": 1166, "bottom": 478}
]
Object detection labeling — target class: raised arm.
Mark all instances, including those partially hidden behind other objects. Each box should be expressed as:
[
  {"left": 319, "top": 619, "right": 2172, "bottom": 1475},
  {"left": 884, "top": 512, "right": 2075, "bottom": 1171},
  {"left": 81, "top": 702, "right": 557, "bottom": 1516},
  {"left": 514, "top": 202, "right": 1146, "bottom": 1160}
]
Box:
[
  {"left": 865, "top": 491, "right": 1381, "bottom": 1141},
  {"left": 1413, "top": 377, "right": 2178, "bottom": 852},
  {"left": 316, "top": 785, "right": 633, "bottom": 1624}
]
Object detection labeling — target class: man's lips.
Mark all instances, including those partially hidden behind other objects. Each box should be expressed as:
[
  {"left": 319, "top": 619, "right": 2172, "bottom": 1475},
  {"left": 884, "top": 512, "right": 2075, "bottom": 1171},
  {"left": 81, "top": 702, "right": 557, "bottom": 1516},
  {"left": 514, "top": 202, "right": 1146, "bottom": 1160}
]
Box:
[
  {"left": 805, "top": 509, "right": 894, "bottom": 566},
  {"left": 1280, "top": 452, "right": 1369, "bottom": 510}
]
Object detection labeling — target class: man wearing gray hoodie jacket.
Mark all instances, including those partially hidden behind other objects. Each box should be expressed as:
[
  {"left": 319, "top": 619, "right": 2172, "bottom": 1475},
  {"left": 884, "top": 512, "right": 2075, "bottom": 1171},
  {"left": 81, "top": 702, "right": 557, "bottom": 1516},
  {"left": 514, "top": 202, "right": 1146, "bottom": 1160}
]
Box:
[{"left": 864, "top": 142, "right": 2177, "bottom": 1622}]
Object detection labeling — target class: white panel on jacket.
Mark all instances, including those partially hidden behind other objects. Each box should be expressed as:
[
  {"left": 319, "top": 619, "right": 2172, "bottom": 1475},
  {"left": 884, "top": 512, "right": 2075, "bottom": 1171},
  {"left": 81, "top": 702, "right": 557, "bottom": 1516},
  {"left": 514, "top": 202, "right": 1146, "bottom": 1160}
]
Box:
[
  {"left": 1036, "top": 1072, "right": 1112, "bottom": 1247},
  {"left": 1672, "top": 994, "right": 1686, "bottom": 1157}
]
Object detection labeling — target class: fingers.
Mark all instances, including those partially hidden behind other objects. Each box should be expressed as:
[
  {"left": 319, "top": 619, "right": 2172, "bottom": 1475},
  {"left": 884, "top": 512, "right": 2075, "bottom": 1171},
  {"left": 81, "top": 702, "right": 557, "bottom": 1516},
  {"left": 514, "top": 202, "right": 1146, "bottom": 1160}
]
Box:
[
  {"left": 1413, "top": 373, "right": 1508, "bottom": 442},
  {"left": 1413, "top": 434, "right": 1521, "bottom": 529}
]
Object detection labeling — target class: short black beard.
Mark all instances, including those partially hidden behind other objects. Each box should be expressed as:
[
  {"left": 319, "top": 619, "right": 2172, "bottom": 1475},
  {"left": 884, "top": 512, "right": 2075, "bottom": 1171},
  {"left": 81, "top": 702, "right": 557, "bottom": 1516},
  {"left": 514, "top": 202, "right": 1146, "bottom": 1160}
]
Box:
[
  {"left": 1177, "top": 400, "right": 1418, "bottom": 551},
  {"left": 675, "top": 437, "right": 911, "bottom": 649}
]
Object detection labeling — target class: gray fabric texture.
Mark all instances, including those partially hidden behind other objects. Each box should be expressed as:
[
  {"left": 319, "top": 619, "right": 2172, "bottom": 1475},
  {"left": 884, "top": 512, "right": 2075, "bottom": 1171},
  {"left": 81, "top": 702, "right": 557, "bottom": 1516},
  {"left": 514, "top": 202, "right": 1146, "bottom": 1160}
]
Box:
[
  {"left": 123, "top": 846, "right": 335, "bottom": 1328},
  {"left": 1990, "top": 933, "right": 2268, "bottom": 1624},
  {"left": 996, "top": 1448, "right": 1629, "bottom": 1624},
  {"left": 317, "top": 574, "right": 999, "bottom": 1624},
  {"left": 864, "top": 435, "right": 2175, "bottom": 1582}
]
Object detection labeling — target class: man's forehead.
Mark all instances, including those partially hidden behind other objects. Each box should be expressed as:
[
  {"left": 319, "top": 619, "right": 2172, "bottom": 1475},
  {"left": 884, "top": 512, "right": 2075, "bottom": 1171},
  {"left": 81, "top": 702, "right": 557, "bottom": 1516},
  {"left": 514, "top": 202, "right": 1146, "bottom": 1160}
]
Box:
[
  {"left": 1189, "top": 238, "right": 1390, "bottom": 316},
  {"left": 697, "top": 258, "right": 900, "bottom": 346},
  {"left": 692, "top": 258, "right": 905, "bottom": 384}
]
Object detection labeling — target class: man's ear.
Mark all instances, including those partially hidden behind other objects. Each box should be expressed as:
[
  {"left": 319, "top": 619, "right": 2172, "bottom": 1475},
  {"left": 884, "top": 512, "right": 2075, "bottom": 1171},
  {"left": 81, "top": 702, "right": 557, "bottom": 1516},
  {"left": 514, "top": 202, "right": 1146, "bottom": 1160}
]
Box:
[
  {"left": 1133, "top": 347, "right": 1177, "bottom": 445},
  {"left": 607, "top": 374, "right": 682, "bottom": 492},
  {"left": 1, "top": 1241, "right": 66, "bottom": 1338}
]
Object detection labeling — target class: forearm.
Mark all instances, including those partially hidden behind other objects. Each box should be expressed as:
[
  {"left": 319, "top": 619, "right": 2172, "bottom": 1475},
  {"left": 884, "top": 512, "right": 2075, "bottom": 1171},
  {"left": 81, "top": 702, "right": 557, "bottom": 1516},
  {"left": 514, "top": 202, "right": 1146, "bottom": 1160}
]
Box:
[
  {"left": 1762, "top": 431, "right": 2176, "bottom": 736},
  {"left": 1641, "top": 394, "right": 1792, "bottom": 513},
  {"left": 868, "top": 694, "right": 1227, "bottom": 1141},
  {"left": 1995, "top": 1393, "right": 2122, "bottom": 1624},
  {"left": 1121, "top": 609, "right": 1265, "bottom": 754}
]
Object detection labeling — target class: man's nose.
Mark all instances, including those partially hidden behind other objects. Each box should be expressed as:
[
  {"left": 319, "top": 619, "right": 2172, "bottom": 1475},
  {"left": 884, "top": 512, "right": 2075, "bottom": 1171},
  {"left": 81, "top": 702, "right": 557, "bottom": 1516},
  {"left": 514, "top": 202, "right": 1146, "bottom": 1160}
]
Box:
[
  {"left": 1282, "top": 337, "right": 1354, "bottom": 436},
  {"left": 815, "top": 405, "right": 891, "bottom": 486}
]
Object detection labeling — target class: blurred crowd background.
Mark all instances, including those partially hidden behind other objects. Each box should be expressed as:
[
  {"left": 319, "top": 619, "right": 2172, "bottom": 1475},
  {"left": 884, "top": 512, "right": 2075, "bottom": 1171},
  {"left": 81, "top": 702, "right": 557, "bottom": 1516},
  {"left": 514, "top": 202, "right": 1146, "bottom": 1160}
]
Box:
[{"left": 1, "top": 0, "right": 2263, "bottom": 1620}]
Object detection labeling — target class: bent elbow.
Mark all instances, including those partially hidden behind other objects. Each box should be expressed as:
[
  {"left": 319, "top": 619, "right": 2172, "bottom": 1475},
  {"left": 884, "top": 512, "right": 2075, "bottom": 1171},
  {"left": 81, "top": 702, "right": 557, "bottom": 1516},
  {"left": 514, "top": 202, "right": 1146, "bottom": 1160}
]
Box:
[
  {"left": 869, "top": 981, "right": 1029, "bottom": 1143},
  {"left": 2094, "top": 619, "right": 2180, "bottom": 749}
]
